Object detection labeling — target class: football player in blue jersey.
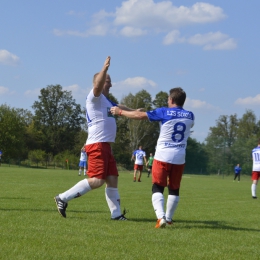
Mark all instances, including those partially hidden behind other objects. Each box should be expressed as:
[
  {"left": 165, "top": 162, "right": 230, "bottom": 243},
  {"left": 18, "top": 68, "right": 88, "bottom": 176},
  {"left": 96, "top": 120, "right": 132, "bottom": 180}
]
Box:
[
  {"left": 111, "top": 87, "right": 195, "bottom": 228},
  {"left": 131, "top": 146, "right": 147, "bottom": 182}
]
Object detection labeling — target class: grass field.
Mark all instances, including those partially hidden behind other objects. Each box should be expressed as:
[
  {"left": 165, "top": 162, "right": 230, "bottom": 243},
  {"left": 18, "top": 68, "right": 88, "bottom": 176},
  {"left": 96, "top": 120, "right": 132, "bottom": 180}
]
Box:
[{"left": 0, "top": 166, "right": 259, "bottom": 260}]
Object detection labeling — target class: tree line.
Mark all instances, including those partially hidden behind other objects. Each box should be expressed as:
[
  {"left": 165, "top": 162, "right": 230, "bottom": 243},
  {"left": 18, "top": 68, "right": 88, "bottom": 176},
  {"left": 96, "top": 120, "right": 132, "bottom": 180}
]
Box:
[{"left": 0, "top": 84, "right": 259, "bottom": 174}]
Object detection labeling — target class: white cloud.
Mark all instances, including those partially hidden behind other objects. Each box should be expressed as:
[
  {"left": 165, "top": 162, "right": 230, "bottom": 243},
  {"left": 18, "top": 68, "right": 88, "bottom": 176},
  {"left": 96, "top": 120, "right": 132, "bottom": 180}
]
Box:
[
  {"left": 53, "top": 0, "right": 235, "bottom": 51},
  {"left": 163, "top": 30, "right": 184, "bottom": 45},
  {"left": 0, "top": 86, "right": 9, "bottom": 95},
  {"left": 0, "top": 50, "right": 20, "bottom": 66},
  {"left": 188, "top": 31, "right": 237, "bottom": 50},
  {"left": 235, "top": 94, "right": 260, "bottom": 105},
  {"left": 115, "top": 77, "right": 157, "bottom": 88},
  {"left": 164, "top": 31, "right": 237, "bottom": 50},
  {"left": 111, "top": 77, "right": 157, "bottom": 101},
  {"left": 0, "top": 86, "right": 16, "bottom": 95},
  {"left": 120, "top": 26, "right": 147, "bottom": 37},
  {"left": 185, "top": 97, "right": 220, "bottom": 111},
  {"left": 64, "top": 84, "right": 88, "bottom": 100},
  {"left": 114, "top": 0, "right": 226, "bottom": 29},
  {"left": 24, "top": 88, "right": 41, "bottom": 97}
]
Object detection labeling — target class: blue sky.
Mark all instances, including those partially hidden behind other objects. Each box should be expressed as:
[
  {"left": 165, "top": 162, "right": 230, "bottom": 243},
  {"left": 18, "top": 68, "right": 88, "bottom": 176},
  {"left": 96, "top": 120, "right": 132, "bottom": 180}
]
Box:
[{"left": 1, "top": 0, "right": 260, "bottom": 143}]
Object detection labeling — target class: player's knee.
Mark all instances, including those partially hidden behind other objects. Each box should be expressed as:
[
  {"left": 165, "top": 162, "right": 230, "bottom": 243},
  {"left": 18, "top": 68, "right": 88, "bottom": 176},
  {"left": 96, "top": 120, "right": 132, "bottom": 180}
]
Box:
[
  {"left": 168, "top": 188, "right": 179, "bottom": 196},
  {"left": 152, "top": 183, "right": 164, "bottom": 194}
]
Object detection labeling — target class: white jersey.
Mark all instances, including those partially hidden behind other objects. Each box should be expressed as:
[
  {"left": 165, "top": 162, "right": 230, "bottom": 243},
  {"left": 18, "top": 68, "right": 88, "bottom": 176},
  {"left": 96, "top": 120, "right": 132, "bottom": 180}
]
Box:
[
  {"left": 146, "top": 106, "right": 194, "bottom": 164},
  {"left": 252, "top": 146, "right": 260, "bottom": 171},
  {"left": 80, "top": 151, "right": 87, "bottom": 162},
  {"left": 86, "top": 89, "right": 117, "bottom": 144},
  {"left": 133, "top": 149, "right": 146, "bottom": 165}
]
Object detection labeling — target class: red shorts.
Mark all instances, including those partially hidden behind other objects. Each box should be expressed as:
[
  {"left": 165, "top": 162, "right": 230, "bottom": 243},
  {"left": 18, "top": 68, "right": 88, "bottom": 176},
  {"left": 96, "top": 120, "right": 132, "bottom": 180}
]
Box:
[
  {"left": 85, "top": 142, "right": 118, "bottom": 179},
  {"left": 252, "top": 171, "right": 260, "bottom": 181},
  {"left": 152, "top": 159, "right": 185, "bottom": 190},
  {"left": 134, "top": 164, "right": 143, "bottom": 171}
]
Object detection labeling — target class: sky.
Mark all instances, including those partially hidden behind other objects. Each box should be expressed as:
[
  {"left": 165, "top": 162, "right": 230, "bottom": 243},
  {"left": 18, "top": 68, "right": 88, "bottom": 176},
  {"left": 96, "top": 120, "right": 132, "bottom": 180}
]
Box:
[{"left": 1, "top": 0, "right": 260, "bottom": 143}]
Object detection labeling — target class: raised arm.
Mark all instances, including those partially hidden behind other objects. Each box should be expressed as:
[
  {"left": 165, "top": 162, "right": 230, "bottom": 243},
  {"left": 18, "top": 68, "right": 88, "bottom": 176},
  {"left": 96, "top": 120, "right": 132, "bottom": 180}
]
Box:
[{"left": 93, "top": 56, "right": 110, "bottom": 97}]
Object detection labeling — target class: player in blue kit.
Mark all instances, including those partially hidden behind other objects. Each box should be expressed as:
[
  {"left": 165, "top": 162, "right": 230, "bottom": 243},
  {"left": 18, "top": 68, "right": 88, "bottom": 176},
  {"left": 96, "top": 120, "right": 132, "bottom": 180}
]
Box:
[
  {"left": 131, "top": 146, "right": 147, "bottom": 182},
  {"left": 110, "top": 87, "right": 194, "bottom": 228},
  {"left": 233, "top": 164, "right": 241, "bottom": 182}
]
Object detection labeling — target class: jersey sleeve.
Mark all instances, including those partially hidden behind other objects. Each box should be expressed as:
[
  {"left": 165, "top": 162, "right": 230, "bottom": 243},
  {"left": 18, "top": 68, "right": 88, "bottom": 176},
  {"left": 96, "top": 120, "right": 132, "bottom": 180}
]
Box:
[{"left": 146, "top": 107, "right": 165, "bottom": 122}]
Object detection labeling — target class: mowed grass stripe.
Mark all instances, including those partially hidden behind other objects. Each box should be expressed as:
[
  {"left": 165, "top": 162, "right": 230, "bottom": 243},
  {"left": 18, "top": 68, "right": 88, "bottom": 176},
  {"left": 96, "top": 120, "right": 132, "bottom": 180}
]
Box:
[{"left": 0, "top": 167, "right": 259, "bottom": 260}]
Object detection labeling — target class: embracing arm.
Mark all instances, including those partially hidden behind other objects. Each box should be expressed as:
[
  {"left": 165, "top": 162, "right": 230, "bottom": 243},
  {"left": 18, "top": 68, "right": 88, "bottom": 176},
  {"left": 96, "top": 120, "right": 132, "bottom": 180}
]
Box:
[{"left": 110, "top": 106, "right": 148, "bottom": 120}]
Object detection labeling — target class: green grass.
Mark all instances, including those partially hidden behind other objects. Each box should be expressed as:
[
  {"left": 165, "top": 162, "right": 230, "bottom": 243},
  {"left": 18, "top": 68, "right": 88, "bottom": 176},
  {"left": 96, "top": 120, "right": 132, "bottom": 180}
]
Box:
[{"left": 0, "top": 166, "right": 259, "bottom": 260}]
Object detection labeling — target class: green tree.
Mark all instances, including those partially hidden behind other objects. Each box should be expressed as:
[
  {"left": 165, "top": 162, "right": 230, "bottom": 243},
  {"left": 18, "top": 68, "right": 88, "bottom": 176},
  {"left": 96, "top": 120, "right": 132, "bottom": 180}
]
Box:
[
  {"left": 153, "top": 91, "right": 168, "bottom": 108},
  {"left": 32, "top": 85, "right": 85, "bottom": 155},
  {"left": 120, "top": 90, "right": 158, "bottom": 153},
  {"left": 0, "top": 105, "right": 28, "bottom": 159}
]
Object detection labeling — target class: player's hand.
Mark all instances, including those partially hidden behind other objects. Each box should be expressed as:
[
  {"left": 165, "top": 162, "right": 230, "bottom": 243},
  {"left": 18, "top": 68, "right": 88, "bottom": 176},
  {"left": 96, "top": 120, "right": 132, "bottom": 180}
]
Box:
[
  {"left": 103, "top": 56, "right": 110, "bottom": 71},
  {"left": 110, "top": 106, "right": 120, "bottom": 115}
]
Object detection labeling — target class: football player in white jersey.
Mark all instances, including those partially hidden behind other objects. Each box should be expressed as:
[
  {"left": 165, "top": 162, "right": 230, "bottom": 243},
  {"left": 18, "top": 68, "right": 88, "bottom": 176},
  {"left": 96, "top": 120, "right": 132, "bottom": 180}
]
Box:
[
  {"left": 251, "top": 139, "right": 260, "bottom": 199},
  {"left": 54, "top": 56, "right": 141, "bottom": 220},
  {"left": 110, "top": 87, "right": 195, "bottom": 228},
  {"left": 78, "top": 145, "right": 87, "bottom": 176},
  {"left": 131, "top": 146, "right": 147, "bottom": 182}
]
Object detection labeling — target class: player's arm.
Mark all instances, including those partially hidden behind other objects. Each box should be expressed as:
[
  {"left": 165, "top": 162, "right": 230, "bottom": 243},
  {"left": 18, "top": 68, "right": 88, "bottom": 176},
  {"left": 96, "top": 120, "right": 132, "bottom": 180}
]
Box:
[
  {"left": 93, "top": 56, "right": 110, "bottom": 97},
  {"left": 144, "top": 156, "right": 147, "bottom": 164},
  {"left": 118, "top": 104, "right": 145, "bottom": 112},
  {"left": 110, "top": 106, "right": 148, "bottom": 120}
]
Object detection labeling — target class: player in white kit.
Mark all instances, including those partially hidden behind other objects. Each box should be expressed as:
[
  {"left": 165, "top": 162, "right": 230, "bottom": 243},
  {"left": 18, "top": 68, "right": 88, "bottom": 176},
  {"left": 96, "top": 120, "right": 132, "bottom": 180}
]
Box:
[
  {"left": 54, "top": 56, "right": 140, "bottom": 220},
  {"left": 78, "top": 145, "right": 87, "bottom": 176},
  {"left": 132, "top": 146, "right": 147, "bottom": 182},
  {"left": 251, "top": 139, "right": 260, "bottom": 199},
  {"left": 110, "top": 87, "right": 195, "bottom": 228}
]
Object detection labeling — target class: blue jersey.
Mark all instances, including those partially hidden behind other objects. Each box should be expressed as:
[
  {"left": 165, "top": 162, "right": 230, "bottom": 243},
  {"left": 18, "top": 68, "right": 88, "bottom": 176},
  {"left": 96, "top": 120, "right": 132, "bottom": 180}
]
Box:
[
  {"left": 133, "top": 149, "right": 146, "bottom": 165},
  {"left": 146, "top": 106, "right": 194, "bottom": 164},
  {"left": 234, "top": 166, "right": 241, "bottom": 174}
]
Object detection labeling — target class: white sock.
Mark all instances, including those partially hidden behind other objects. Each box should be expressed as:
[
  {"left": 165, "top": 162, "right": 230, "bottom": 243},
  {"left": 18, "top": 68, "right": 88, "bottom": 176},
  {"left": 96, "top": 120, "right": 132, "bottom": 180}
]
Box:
[
  {"left": 152, "top": 192, "right": 165, "bottom": 219},
  {"left": 252, "top": 183, "right": 257, "bottom": 197},
  {"left": 105, "top": 187, "right": 121, "bottom": 218},
  {"left": 79, "top": 169, "right": 82, "bottom": 175},
  {"left": 84, "top": 168, "right": 86, "bottom": 175},
  {"left": 166, "top": 195, "right": 180, "bottom": 222},
  {"left": 59, "top": 179, "right": 91, "bottom": 202}
]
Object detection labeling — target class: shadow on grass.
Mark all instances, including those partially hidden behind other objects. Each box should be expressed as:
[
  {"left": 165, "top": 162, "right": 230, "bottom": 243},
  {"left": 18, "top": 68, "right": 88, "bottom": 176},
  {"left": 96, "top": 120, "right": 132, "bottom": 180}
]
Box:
[
  {"left": 174, "top": 219, "right": 260, "bottom": 232},
  {"left": 129, "top": 218, "right": 260, "bottom": 232}
]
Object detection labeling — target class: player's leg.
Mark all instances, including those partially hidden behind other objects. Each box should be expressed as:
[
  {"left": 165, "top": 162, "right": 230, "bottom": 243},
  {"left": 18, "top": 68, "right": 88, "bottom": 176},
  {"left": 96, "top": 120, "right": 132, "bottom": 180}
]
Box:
[
  {"left": 251, "top": 172, "right": 259, "bottom": 198},
  {"left": 147, "top": 167, "right": 150, "bottom": 177},
  {"left": 78, "top": 161, "right": 82, "bottom": 175},
  {"left": 54, "top": 143, "right": 105, "bottom": 218},
  {"left": 152, "top": 159, "right": 168, "bottom": 228},
  {"left": 138, "top": 166, "right": 143, "bottom": 182},
  {"left": 83, "top": 161, "right": 87, "bottom": 175},
  {"left": 166, "top": 164, "right": 184, "bottom": 224},
  {"left": 133, "top": 165, "right": 137, "bottom": 182},
  {"left": 105, "top": 149, "right": 127, "bottom": 220}
]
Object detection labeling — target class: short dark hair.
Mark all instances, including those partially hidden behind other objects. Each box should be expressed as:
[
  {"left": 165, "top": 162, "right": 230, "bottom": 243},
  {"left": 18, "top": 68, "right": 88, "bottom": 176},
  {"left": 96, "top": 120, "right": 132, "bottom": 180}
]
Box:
[
  {"left": 93, "top": 73, "right": 110, "bottom": 84},
  {"left": 169, "top": 87, "right": 186, "bottom": 107}
]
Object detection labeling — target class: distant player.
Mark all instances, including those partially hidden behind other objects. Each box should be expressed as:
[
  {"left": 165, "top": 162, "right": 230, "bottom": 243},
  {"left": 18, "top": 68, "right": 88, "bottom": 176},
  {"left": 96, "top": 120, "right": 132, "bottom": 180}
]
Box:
[
  {"left": 233, "top": 164, "right": 241, "bottom": 182},
  {"left": 78, "top": 145, "right": 87, "bottom": 176},
  {"left": 132, "top": 146, "right": 147, "bottom": 182},
  {"left": 111, "top": 87, "right": 195, "bottom": 228},
  {"left": 146, "top": 153, "right": 154, "bottom": 177},
  {"left": 251, "top": 139, "right": 260, "bottom": 199}
]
